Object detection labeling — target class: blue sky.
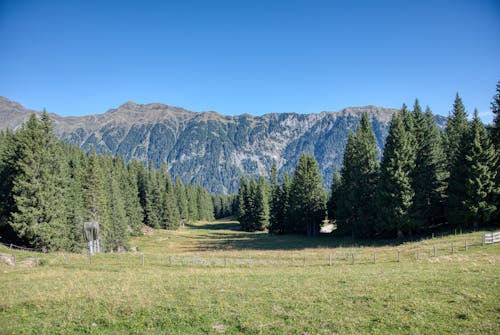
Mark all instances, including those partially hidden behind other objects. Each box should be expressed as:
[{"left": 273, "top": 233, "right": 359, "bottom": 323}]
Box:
[{"left": 1, "top": 0, "right": 499, "bottom": 122}]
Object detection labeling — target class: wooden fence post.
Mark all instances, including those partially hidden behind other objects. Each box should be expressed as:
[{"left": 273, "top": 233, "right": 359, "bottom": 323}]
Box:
[
  {"left": 142, "top": 254, "right": 145, "bottom": 266},
  {"left": 329, "top": 254, "right": 332, "bottom": 266},
  {"left": 9, "top": 243, "right": 12, "bottom": 249},
  {"left": 433, "top": 245, "right": 437, "bottom": 257},
  {"left": 13, "top": 254, "right": 16, "bottom": 267},
  {"left": 465, "top": 239, "right": 468, "bottom": 251},
  {"left": 482, "top": 233, "right": 486, "bottom": 246},
  {"left": 397, "top": 251, "right": 400, "bottom": 263},
  {"left": 373, "top": 253, "right": 376, "bottom": 264},
  {"left": 351, "top": 253, "right": 354, "bottom": 265},
  {"left": 303, "top": 256, "right": 306, "bottom": 267},
  {"left": 451, "top": 243, "right": 455, "bottom": 254}
]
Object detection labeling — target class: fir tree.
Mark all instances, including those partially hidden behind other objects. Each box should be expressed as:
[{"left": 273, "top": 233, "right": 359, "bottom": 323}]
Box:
[
  {"left": 410, "top": 102, "right": 448, "bottom": 228},
  {"left": 159, "top": 163, "right": 181, "bottom": 229},
  {"left": 450, "top": 111, "right": 498, "bottom": 227},
  {"left": 175, "top": 176, "right": 189, "bottom": 222},
  {"left": 376, "top": 106, "right": 416, "bottom": 237},
  {"left": 336, "top": 113, "right": 379, "bottom": 238},
  {"left": 444, "top": 93, "right": 469, "bottom": 169},
  {"left": 269, "top": 164, "right": 286, "bottom": 234},
  {"left": 253, "top": 176, "right": 269, "bottom": 231},
  {"left": 237, "top": 176, "right": 249, "bottom": 230},
  {"left": 445, "top": 95, "right": 471, "bottom": 227},
  {"left": 490, "top": 81, "right": 500, "bottom": 150},
  {"left": 288, "top": 154, "right": 326, "bottom": 236},
  {"left": 9, "top": 113, "right": 70, "bottom": 250}
]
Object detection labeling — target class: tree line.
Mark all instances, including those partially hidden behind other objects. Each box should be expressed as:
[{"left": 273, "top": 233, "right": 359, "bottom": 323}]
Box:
[
  {"left": 0, "top": 113, "right": 214, "bottom": 251},
  {"left": 238, "top": 85, "right": 500, "bottom": 238}
]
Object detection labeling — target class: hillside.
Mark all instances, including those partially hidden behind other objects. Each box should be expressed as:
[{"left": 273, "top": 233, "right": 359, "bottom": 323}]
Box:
[{"left": 0, "top": 97, "right": 446, "bottom": 193}]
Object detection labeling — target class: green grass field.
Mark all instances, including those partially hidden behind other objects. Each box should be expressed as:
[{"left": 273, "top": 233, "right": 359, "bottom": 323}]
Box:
[{"left": 1, "top": 220, "right": 499, "bottom": 334}]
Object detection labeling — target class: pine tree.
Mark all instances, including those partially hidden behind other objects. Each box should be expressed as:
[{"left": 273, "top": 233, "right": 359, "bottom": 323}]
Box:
[
  {"left": 336, "top": 113, "right": 379, "bottom": 238},
  {"left": 105, "top": 157, "right": 129, "bottom": 250},
  {"left": 445, "top": 94, "right": 471, "bottom": 227},
  {"left": 159, "top": 163, "right": 181, "bottom": 229},
  {"left": 175, "top": 176, "right": 189, "bottom": 222},
  {"left": 451, "top": 111, "right": 498, "bottom": 227},
  {"left": 253, "top": 176, "right": 269, "bottom": 231},
  {"left": 490, "top": 81, "right": 500, "bottom": 150},
  {"left": 444, "top": 93, "right": 469, "bottom": 169},
  {"left": 9, "top": 113, "right": 70, "bottom": 250},
  {"left": 62, "top": 145, "right": 86, "bottom": 251},
  {"left": 145, "top": 163, "right": 161, "bottom": 228},
  {"left": 186, "top": 185, "right": 199, "bottom": 222},
  {"left": 410, "top": 102, "right": 448, "bottom": 228},
  {"left": 288, "top": 154, "right": 326, "bottom": 236},
  {"left": 376, "top": 106, "right": 416, "bottom": 237},
  {"left": 237, "top": 176, "right": 249, "bottom": 230},
  {"left": 122, "top": 159, "right": 144, "bottom": 235},
  {"left": 269, "top": 164, "right": 285, "bottom": 234},
  {"left": 489, "top": 81, "right": 500, "bottom": 223}
]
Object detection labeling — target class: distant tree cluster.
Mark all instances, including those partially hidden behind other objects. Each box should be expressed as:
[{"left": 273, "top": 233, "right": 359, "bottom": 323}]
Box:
[
  {"left": 0, "top": 112, "right": 214, "bottom": 251},
  {"left": 212, "top": 193, "right": 238, "bottom": 219},
  {"left": 334, "top": 89, "right": 499, "bottom": 238},
  {"left": 237, "top": 155, "right": 326, "bottom": 236},
  {"left": 237, "top": 83, "right": 500, "bottom": 238}
]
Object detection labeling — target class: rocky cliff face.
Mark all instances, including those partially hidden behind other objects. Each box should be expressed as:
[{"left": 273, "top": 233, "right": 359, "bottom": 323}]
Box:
[{"left": 0, "top": 97, "right": 445, "bottom": 193}]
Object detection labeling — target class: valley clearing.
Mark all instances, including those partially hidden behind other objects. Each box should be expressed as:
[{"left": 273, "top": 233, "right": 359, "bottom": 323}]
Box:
[{"left": 0, "top": 219, "right": 498, "bottom": 334}]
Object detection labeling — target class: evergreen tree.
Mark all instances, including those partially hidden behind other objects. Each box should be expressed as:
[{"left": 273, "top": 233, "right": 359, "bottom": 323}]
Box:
[
  {"left": 449, "top": 111, "right": 498, "bottom": 227},
  {"left": 445, "top": 95, "right": 471, "bottom": 227},
  {"left": 490, "top": 81, "right": 500, "bottom": 150},
  {"left": 410, "top": 102, "right": 448, "bottom": 228},
  {"left": 288, "top": 154, "right": 326, "bottom": 236},
  {"left": 121, "top": 159, "right": 144, "bottom": 235},
  {"left": 82, "top": 150, "right": 110, "bottom": 250},
  {"left": 186, "top": 185, "right": 199, "bottom": 222},
  {"left": 237, "top": 176, "right": 250, "bottom": 230},
  {"left": 253, "top": 176, "right": 269, "bottom": 231},
  {"left": 62, "top": 145, "right": 86, "bottom": 251},
  {"left": 104, "top": 157, "right": 128, "bottom": 250},
  {"left": 269, "top": 164, "right": 286, "bottom": 234},
  {"left": 489, "top": 81, "right": 500, "bottom": 223},
  {"left": 376, "top": 106, "right": 416, "bottom": 237},
  {"left": 145, "top": 163, "right": 161, "bottom": 228},
  {"left": 9, "top": 113, "right": 70, "bottom": 250},
  {"left": 159, "top": 163, "right": 181, "bottom": 229},
  {"left": 336, "top": 113, "right": 379, "bottom": 238},
  {"left": 444, "top": 93, "right": 469, "bottom": 168},
  {"left": 175, "top": 176, "right": 189, "bottom": 221}
]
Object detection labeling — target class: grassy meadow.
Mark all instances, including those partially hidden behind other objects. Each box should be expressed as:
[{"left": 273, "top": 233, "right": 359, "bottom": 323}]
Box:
[{"left": 0, "top": 219, "right": 499, "bottom": 334}]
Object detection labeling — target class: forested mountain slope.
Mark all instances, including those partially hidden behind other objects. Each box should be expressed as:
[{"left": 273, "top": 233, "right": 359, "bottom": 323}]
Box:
[{"left": 0, "top": 97, "right": 446, "bottom": 193}]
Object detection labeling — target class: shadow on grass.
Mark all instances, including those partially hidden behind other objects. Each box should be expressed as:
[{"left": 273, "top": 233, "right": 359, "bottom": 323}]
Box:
[
  {"left": 181, "top": 220, "right": 409, "bottom": 252},
  {"left": 181, "top": 219, "right": 499, "bottom": 252}
]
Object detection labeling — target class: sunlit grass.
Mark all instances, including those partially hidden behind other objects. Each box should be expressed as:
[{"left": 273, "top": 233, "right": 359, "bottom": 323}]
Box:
[{"left": 0, "top": 220, "right": 498, "bottom": 334}]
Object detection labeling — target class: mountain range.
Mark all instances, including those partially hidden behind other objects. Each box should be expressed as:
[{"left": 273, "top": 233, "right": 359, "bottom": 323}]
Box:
[{"left": 0, "top": 97, "right": 446, "bottom": 193}]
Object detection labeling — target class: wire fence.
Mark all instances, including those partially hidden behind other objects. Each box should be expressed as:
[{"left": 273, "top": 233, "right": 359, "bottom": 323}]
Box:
[{"left": 1, "top": 233, "right": 498, "bottom": 269}]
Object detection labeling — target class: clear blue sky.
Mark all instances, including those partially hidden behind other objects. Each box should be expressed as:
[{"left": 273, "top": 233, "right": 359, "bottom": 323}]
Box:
[{"left": 1, "top": 0, "right": 499, "bottom": 122}]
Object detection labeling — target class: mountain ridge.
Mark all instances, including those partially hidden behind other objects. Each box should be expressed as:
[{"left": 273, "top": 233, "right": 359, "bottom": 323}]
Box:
[{"left": 0, "top": 96, "right": 445, "bottom": 193}]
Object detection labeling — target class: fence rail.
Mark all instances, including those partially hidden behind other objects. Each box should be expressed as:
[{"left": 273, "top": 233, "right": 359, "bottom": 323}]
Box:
[
  {"left": 1, "top": 233, "right": 498, "bottom": 269},
  {"left": 482, "top": 232, "right": 500, "bottom": 245}
]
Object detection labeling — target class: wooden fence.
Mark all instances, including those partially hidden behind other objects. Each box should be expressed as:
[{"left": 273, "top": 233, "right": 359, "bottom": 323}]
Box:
[
  {"left": 482, "top": 232, "right": 500, "bottom": 245},
  {"left": 1, "top": 233, "right": 499, "bottom": 269}
]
